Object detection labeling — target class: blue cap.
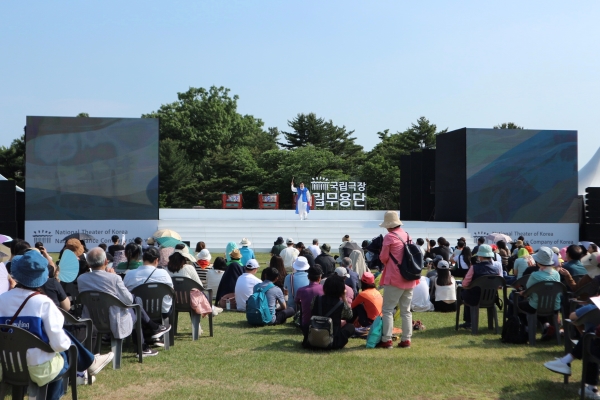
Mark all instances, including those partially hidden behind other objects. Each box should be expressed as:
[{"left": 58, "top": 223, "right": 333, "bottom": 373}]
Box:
[{"left": 12, "top": 250, "right": 49, "bottom": 288}]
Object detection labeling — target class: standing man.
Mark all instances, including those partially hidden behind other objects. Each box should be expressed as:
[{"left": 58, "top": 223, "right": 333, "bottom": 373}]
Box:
[
  {"left": 377, "top": 211, "right": 419, "bottom": 349},
  {"left": 280, "top": 238, "right": 300, "bottom": 273},
  {"left": 291, "top": 178, "right": 311, "bottom": 220}
]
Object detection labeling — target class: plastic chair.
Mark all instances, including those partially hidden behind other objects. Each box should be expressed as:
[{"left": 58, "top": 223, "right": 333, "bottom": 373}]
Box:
[
  {"left": 78, "top": 291, "right": 143, "bottom": 368},
  {"left": 60, "top": 309, "right": 94, "bottom": 385},
  {"left": 455, "top": 275, "right": 506, "bottom": 335},
  {"left": 510, "top": 274, "right": 530, "bottom": 291},
  {"left": 172, "top": 277, "right": 213, "bottom": 342},
  {"left": 581, "top": 332, "right": 600, "bottom": 400},
  {"left": 0, "top": 324, "right": 78, "bottom": 400},
  {"left": 131, "top": 283, "right": 175, "bottom": 349},
  {"left": 516, "top": 281, "right": 566, "bottom": 346}
]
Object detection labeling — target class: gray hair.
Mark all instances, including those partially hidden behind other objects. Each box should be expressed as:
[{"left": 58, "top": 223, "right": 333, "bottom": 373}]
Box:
[
  {"left": 87, "top": 247, "right": 107, "bottom": 268},
  {"left": 342, "top": 257, "right": 352, "bottom": 268}
]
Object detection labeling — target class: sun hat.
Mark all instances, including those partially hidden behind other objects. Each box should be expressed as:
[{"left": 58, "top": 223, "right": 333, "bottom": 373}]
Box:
[
  {"left": 361, "top": 271, "right": 375, "bottom": 284},
  {"left": 286, "top": 238, "right": 294, "bottom": 245},
  {"left": 532, "top": 246, "right": 554, "bottom": 266},
  {"left": 320, "top": 243, "right": 331, "bottom": 253},
  {"left": 240, "top": 238, "right": 251, "bottom": 246},
  {"left": 474, "top": 244, "right": 494, "bottom": 258},
  {"left": 245, "top": 259, "right": 260, "bottom": 270},
  {"left": 551, "top": 247, "right": 560, "bottom": 255},
  {"left": 515, "top": 240, "right": 524, "bottom": 247},
  {"left": 11, "top": 250, "right": 49, "bottom": 288},
  {"left": 437, "top": 260, "right": 450, "bottom": 269},
  {"left": 146, "top": 237, "right": 156, "bottom": 245},
  {"left": 174, "top": 249, "right": 196, "bottom": 264},
  {"left": 425, "top": 257, "right": 433, "bottom": 263},
  {"left": 334, "top": 266, "right": 350, "bottom": 278},
  {"left": 342, "top": 235, "right": 351, "bottom": 242},
  {"left": 293, "top": 256, "right": 310, "bottom": 271},
  {"left": 197, "top": 249, "right": 211, "bottom": 261},
  {"left": 230, "top": 249, "right": 242, "bottom": 260},
  {"left": 379, "top": 211, "right": 403, "bottom": 228},
  {"left": 65, "top": 238, "right": 84, "bottom": 257}
]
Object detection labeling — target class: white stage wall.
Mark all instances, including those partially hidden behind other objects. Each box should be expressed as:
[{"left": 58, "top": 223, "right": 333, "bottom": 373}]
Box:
[
  {"left": 466, "top": 223, "right": 580, "bottom": 249},
  {"left": 25, "top": 220, "right": 158, "bottom": 252}
]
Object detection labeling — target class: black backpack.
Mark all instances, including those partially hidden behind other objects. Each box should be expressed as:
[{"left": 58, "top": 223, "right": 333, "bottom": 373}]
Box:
[
  {"left": 389, "top": 232, "right": 424, "bottom": 281},
  {"left": 501, "top": 315, "right": 528, "bottom": 344}
]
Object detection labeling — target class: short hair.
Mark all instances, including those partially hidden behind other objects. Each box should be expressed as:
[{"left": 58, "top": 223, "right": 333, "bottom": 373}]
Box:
[
  {"left": 360, "top": 281, "right": 376, "bottom": 291},
  {"left": 437, "top": 237, "right": 446, "bottom": 246},
  {"left": 341, "top": 257, "right": 352, "bottom": 268},
  {"left": 429, "top": 240, "right": 436, "bottom": 247},
  {"left": 98, "top": 243, "right": 107, "bottom": 251},
  {"left": 323, "top": 275, "right": 345, "bottom": 298},
  {"left": 313, "top": 239, "right": 319, "bottom": 245},
  {"left": 34, "top": 241, "right": 44, "bottom": 248},
  {"left": 296, "top": 242, "right": 305, "bottom": 250},
  {"left": 308, "top": 264, "right": 323, "bottom": 281},
  {"left": 111, "top": 235, "right": 119, "bottom": 243},
  {"left": 567, "top": 244, "right": 583, "bottom": 261},
  {"left": 13, "top": 240, "right": 31, "bottom": 256},
  {"left": 143, "top": 247, "right": 160, "bottom": 262},
  {"left": 457, "top": 240, "right": 465, "bottom": 248},
  {"left": 134, "top": 237, "right": 142, "bottom": 245},
  {"left": 264, "top": 267, "right": 279, "bottom": 282},
  {"left": 477, "top": 236, "right": 485, "bottom": 244},
  {"left": 416, "top": 238, "right": 424, "bottom": 246},
  {"left": 195, "top": 241, "right": 206, "bottom": 253},
  {"left": 87, "top": 248, "right": 107, "bottom": 268},
  {"left": 213, "top": 257, "right": 227, "bottom": 271}
]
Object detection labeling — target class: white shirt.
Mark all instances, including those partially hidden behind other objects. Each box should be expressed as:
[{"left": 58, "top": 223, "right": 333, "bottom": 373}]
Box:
[
  {"left": 123, "top": 264, "right": 173, "bottom": 314},
  {"left": 279, "top": 246, "right": 299, "bottom": 268},
  {"left": 434, "top": 276, "right": 457, "bottom": 302},
  {"left": 411, "top": 276, "right": 434, "bottom": 312},
  {"left": 206, "top": 269, "right": 225, "bottom": 293},
  {"left": 167, "top": 264, "right": 204, "bottom": 288},
  {"left": 234, "top": 273, "right": 262, "bottom": 311},
  {"left": 307, "top": 245, "right": 321, "bottom": 258}
]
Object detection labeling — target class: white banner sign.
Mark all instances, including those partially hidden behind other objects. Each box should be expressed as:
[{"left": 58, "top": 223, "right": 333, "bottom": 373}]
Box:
[
  {"left": 25, "top": 220, "right": 158, "bottom": 252},
  {"left": 466, "top": 223, "right": 580, "bottom": 250},
  {"left": 311, "top": 177, "right": 366, "bottom": 210}
]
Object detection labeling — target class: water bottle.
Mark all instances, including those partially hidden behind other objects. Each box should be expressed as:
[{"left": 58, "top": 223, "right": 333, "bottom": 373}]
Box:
[{"left": 226, "top": 298, "right": 230, "bottom": 310}]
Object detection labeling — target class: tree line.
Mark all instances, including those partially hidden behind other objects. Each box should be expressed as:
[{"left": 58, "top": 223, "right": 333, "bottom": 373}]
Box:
[{"left": 0, "top": 86, "right": 522, "bottom": 210}]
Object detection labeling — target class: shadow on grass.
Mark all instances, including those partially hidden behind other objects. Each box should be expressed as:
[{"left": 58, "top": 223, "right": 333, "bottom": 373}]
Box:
[{"left": 498, "top": 379, "right": 575, "bottom": 400}]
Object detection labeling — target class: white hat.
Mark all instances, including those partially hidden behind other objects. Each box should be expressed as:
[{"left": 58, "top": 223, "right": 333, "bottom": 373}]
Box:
[
  {"left": 173, "top": 249, "right": 197, "bottom": 264},
  {"left": 293, "top": 256, "right": 309, "bottom": 271},
  {"left": 379, "top": 211, "right": 403, "bottom": 228},
  {"left": 286, "top": 237, "right": 294, "bottom": 244},
  {"left": 197, "top": 249, "right": 211, "bottom": 261},
  {"left": 532, "top": 247, "right": 554, "bottom": 266},
  {"left": 245, "top": 259, "right": 259, "bottom": 270},
  {"left": 240, "top": 238, "right": 251, "bottom": 246},
  {"left": 334, "top": 266, "right": 350, "bottom": 278}
]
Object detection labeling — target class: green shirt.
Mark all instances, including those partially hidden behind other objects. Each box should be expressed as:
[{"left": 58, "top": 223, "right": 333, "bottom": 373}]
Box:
[
  {"left": 116, "top": 261, "right": 143, "bottom": 271},
  {"left": 526, "top": 268, "right": 561, "bottom": 310}
]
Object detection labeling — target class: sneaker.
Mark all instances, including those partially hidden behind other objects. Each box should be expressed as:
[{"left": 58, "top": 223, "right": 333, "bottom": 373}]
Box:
[
  {"left": 579, "top": 386, "right": 600, "bottom": 399},
  {"left": 544, "top": 359, "right": 571, "bottom": 375},
  {"left": 376, "top": 340, "right": 394, "bottom": 349},
  {"left": 458, "top": 323, "right": 472, "bottom": 330},
  {"left": 88, "top": 352, "right": 114, "bottom": 376},
  {"left": 398, "top": 340, "right": 411, "bottom": 348},
  {"left": 213, "top": 306, "right": 223, "bottom": 316},
  {"left": 139, "top": 347, "right": 159, "bottom": 357},
  {"left": 76, "top": 372, "right": 96, "bottom": 385},
  {"left": 150, "top": 324, "right": 171, "bottom": 339},
  {"left": 150, "top": 337, "right": 165, "bottom": 347}
]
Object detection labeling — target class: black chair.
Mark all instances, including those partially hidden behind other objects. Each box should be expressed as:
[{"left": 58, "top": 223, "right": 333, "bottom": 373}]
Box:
[
  {"left": 78, "top": 291, "right": 143, "bottom": 368},
  {"left": 60, "top": 309, "right": 93, "bottom": 385},
  {"left": 563, "top": 305, "right": 600, "bottom": 384},
  {"left": 172, "top": 277, "right": 213, "bottom": 342},
  {"left": 0, "top": 324, "right": 78, "bottom": 399},
  {"left": 455, "top": 275, "right": 507, "bottom": 335},
  {"left": 131, "top": 283, "right": 175, "bottom": 349},
  {"left": 581, "top": 332, "right": 600, "bottom": 400},
  {"left": 516, "top": 281, "right": 567, "bottom": 346},
  {"left": 567, "top": 280, "right": 600, "bottom": 314}
]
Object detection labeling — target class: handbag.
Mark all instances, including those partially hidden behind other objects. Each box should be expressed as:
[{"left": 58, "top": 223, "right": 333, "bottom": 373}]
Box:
[
  {"left": 307, "top": 297, "right": 343, "bottom": 349},
  {"left": 190, "top": 289, "right": 212, "bottom": 317}
]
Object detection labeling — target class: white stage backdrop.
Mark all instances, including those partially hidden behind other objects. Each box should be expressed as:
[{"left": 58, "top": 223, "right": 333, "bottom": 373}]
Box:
[
  {"left": 466, "top": 223, "right": 580, "bottom": 249},
  {"left": 25, "top": 220, "right": 158, "bottom": 252}
]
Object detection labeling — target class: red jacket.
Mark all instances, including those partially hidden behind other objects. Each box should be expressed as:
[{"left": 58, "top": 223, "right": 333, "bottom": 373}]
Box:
[{"left": 379, "top": 227, "right": 419, "bottom": 290}]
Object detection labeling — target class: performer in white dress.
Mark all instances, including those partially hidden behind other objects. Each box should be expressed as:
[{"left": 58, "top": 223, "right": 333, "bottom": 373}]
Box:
[{"left": 291, "top": 178, "right": 311, "bottom": 220}]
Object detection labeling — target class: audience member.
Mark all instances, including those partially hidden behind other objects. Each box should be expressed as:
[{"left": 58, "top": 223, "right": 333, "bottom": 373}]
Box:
[
  {"left": 280, "top": 238, "right": 300, "bottom": 273},
  {"left": 350, "top": 271, "right": 383, "bottom": 327},
  {"left": 450, "top": 240, "right": 465, "bottom": 264},
  {"left": 559, "top": 250, "right": 600, "bottom": 291},
  {"left": 262, "top": 255, "right": 287, "bottom": 290},
  {"left": 497, "top": 240, "right": 511, "bottom": 272},
  {"left": 431, "top": 260, "right": 457, "bottom": 312},
  {"left": 307, "top": 239, "right": 321, "bottom": 259},
  {"left": 98, "top": 243, "right": 114, "bottom": 262},
  {"left": 107, "top": 235, "right": 124, "bottom": 257},
  {"left": 560, "top": 244, "right": 587, "bottom": 278},
  {"left": 295, "top": 265, "right": 325, "bottom": 333},
  {"left": 166, "top": 250, "right": 203, "bottom": 287},
  {"left": 333, "top": 266, "right": 354, "bottom": 304},
  {"left": 235, "top": 259, "right": 262, "bottom": 311},
  {"left": 472, "top": 237, "right": 485, "bottom": 257},
  {"left": 430, "top": 237, "right": 451, "bottom": 261},
  {"left": 196, "top": 249, "right": 212, "bottom": 270},
  {"left": 411, "top": 275, "right": 434, "bottom": 312},
  {"left": 513, "top": 248, "right": 533, "bottom": 279},
  {"left": 315, "top": 243, "right": 336, "bottom": 278},
  {"left": 284, "top": 256, "right": 310, "bottom": 310},
  {"left": 341, "top": 257, "right": 359, "bottom": 297},
  {"left": 253, "top": 267, "right": 295, "bottom": 325},
  {"left": 215, "top": 250, "right": 244, "bottom": 305},
  {"left": 225, "top": 241, "right": 239, "bottom": 262},
  {"left": 349, "top": 249, "right": 368, "bottom": 279},
  {"left": 206, "top": 256, "right": 227, "bottom": 293},
  {"left": 270, "top": 237, "right": 286, "bottom": 257},
  {"left": 195, "top": 241, "right": 206, "bottom": 253},
  {"left": 115, "top": 242, "right": 143, "bottom": 273},
  {"left": 297, "top": 242, "right": 315, "bottom": 268},
  {"left": 239, "top": 238, "right": 255, "bottom": 266},
  {"left": 452, "top": 246, "right": 472, "bottom": 278}
]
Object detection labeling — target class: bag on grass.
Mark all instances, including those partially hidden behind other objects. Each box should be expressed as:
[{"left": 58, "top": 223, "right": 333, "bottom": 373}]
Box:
[
  {"left": 308, "top": 297, "right": 343, "bottom": 349},
  {"left": 501, "top": 315, "right": 528, "bottom": 344},
  {"left": 218, "top": 293, "right": 237, "bottom": 310},
  {"left": 389, "top": 232, "right": 424, "bottom": 281},
  {"left": 366, "top": 316, "right": 383, "bottom": 348},
  {"left": 190, "top": 289, "right": 212, "bottom": 317},
  {"left": 246, "top": 283, "right": 275, "bottom": 326}
]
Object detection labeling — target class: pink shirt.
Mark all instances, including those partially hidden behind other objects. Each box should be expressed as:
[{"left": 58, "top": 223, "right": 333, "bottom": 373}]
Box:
[{"left": 379, "top": 227, "right": 419, "bottom": 290}]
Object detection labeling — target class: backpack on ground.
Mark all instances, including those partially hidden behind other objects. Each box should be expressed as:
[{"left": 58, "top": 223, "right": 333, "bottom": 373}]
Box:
[
  {"left": 389, "top": 232, "right": 424, "bottom": 281},
  {"left": 366, "top": 316, "right": 383, "bottom": 348},
  {"left": 501, "top": 314, "right": 528, "bottom": 344},
  {"left": 308, "top": 297, "right": 343, "bottom": 349},
  {"left": 246, "top": 283, "right": 275, "bottom": 326}
]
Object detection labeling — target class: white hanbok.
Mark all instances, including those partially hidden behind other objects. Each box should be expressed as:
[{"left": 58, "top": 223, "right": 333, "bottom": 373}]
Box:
[{"left": 291, "top": 185, "right": 311, "bottom": 220}]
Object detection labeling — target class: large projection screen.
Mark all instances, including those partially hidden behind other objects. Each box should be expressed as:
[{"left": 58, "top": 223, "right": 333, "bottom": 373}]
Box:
[
  {"left": 25, "top": 117, "right": 159, "bottom": 221},
  {"left": 466, "top": 128, "right": 578, "bottom": 223}
]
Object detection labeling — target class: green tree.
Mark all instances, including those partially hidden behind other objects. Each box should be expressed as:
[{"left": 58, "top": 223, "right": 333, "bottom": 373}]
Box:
[
  {"left": 0, "top": 133, "right": 25, "bottom": 188},
  {"left": 158, "top": 139, "right": 197, "bottom": 208},
  {"left": 359, "top": 154, "right": 400, "bottom": 210},
  {"left": 76, "top": 112, "right": 90, "bottom": 117},
  {"left": 396, "top": 116, "right": 447, "bottom": 153},
  {"left": 494, "top": 122, "right": 524, "bottom": 129}
]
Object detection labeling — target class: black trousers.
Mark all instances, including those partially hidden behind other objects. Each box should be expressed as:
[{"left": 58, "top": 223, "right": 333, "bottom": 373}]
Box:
[
  {"left": 434, "top": 300, "right": 456, "bottom": 312},
  {"left": 274, "top": 307, "right": 295, "bottom": 325},
  {"left": 349, "top": 304, "right": 373, "bottom": 327},
  {"left": 572, "top": 332, "right": 600, "bottom": 385}
]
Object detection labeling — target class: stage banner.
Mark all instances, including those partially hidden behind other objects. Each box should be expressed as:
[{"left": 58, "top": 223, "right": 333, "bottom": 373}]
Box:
[
  {"left": 466, "top": 223, "right": 579, "bottom": 250},
  {"left": 25, "top": 220, "right": 158, "bottom": 252},
  {"left": 310, "top": 177, "right": 366, "bottom": 210}
]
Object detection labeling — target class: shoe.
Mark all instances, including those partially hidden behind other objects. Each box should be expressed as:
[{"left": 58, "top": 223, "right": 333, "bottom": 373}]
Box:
[
  {"left": 150, "top": 324, "right": 171, "bottom": 339},
  {"left": 376, "top": 340, "right": 394, "bottom": 349},
  {"left": 76, "top": 372, "right": 96, "bottom": 385},
  {"left": 579, "top": 385, "right": 600, "bottom": 399},
  {"left": 150, "top": 337, "right": 165, "bottom": 347},
  {"left": 139, "top": 347, "right": 159, "bottom": 357},
  {"left": 458, "top": 323, "right": 472, "bottom": 330},
  {"left": 213, "top": 306, "right": 223, "bottom": 316},
  {"left": 398, "top": 340, "right": 411, "bottom": 348},
  {"left": 87, "top": 352, "right": 114, "bottom": 376},
  {"left": 544, "top": 359, "right": 571, "bottom": 375},
  {"left": 541, "top": 325, "right": 556, "bottom": 341}
]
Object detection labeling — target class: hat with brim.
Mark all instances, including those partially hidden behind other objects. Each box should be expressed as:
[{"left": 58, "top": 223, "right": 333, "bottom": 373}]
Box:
[
  {"left": 320, "top": 243, "right": 331, "bottom": 253},
  {"left": 240, "top": 238, "right": 251, "bottom": 247},
  {"left": 146, "top": 237, "right": 156, "bottom": 245},
  {"left": 65, "top": 238, "right": 84, "bottom": 257},
  {"left": 334, "top": 266, "right": 350, "bottom": 278},
  {"left": 474, "top": 244, "right": 494, "bottom": 258},
  {"left": 12, "top": 250, "right": 49, "bottom": 288},
  {"left": 293, "top": 256, "right": 310, "bottom": 271},
  {"left": 379, "top": 211, "right": 403, "bottom": 228},
  {"left": 174, "top": 249, "right": 196, "bottom": 264},
  {"left": 197, "top": 249, "right": 211, "bottom": 261},
  {"left": 532, "top": 247, "right": 554, "bottom": 266},
  {"left": 230, "top": 249, "right": 242, "bottom": 259},
  {"left": 361, "top": 271, "right": 375, "bottom": 284}
]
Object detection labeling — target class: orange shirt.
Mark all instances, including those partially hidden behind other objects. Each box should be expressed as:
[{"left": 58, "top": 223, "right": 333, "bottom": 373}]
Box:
[{"left": 351, "top": 288, "right": 383, "bottom": 320}]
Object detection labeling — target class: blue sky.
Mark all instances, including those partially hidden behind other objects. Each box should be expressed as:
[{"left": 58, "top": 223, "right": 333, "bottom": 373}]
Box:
[{"left": 1, "top": 1, "right": 599, "bottom": 167}]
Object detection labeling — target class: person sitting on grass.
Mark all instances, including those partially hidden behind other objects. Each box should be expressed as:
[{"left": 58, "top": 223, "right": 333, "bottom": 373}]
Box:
[
  {"left": 340, "top": 257, "right": 359, "bottom": 298},
  {"left": 206, "top": 256, "right": 227, "bottom": 293},
  {"left": 235, "top": 259, "right": 262, "bottom": 311},
  {"left": 333, "top": 266, "right": 354, "bottom": 304},
  {"left": 214, "top": 249, "right": 244, "bottom": 305},
  {"left": 270, "top": 237, "right": 286, "bottom": 257},
  {"left": 107, "top": 234, "right": 124, "bottom": 257},
  {"left": 252, "top": 267, "right": 295, "bottom": 325},
  {"left": 284, "top": 256, "right": 310, "bottom": 310},
  {"left": 295, "top": 265, "right": 325, "bottom": 335},
  {"left": 261, "top": 255, "right": 287, "bottom": 291},
  {"left": 350, "top": 271, "right": 383, "bottom": 327},
  {"left": 239, "top": 238, "right": 255, "bottom": 267},
  {"left": 303, "top": 275, "right": 355, "bottom": 350},
  {"left": 315, "top": 243, "right": 336, "bottom": 278},
  {"left": 431, "top": 260, "right": 457, "bottom": 312},
  {"left": 451, "top": 246, "right": 472, "bottom": 278}
]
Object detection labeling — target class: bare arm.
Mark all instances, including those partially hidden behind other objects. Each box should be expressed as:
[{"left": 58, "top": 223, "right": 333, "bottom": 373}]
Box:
[{"left": 59, "top": 297, "right": 71, "bottom": 311}]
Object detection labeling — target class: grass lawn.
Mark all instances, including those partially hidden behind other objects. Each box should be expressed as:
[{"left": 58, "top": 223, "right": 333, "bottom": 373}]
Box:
[{"left": 52, "top": 253, "right": 582, "bottom": 399}]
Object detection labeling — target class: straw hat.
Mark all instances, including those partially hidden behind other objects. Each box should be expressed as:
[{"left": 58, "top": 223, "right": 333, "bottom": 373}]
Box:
[
  {"left": 240, "top": 238, "right": 251, "bottom": 246},
  {"left": 174, "top": 249, "right": 196, "bottom": 264},
  {"left": 65, "top": 238, "right": 84, "bottom": 257},
  {"left": 379, "top": 211, "right": 403, "bottom": 228}
]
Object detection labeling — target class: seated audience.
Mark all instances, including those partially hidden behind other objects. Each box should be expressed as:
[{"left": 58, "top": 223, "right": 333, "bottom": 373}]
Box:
[
  {"left": 340, "top": 257, "right": 359, "bottom": 298},
  {"left": 239, "top": 238, "right": 255, "bottom": 266},
  {"left": 252, "top": 267, "right": 295, "bottom": 325},
  {"left": 215, "top": 249, "right": 244, "bottom": 305},
  {"left": 559, "top": 250, "right": 600, "bottom": 291},
  {"left": 297, "top": 242, "right": 316, "bottom": 268},
  {"left": 430, "top": 237, "right": 452, "bottom": 261},
  {"left": 513, "top": 248, "right": 534, "bottom": 279},
  {"left": 284, "top": 256, "right": 311, "bottom": 309},
  {"left": 115, "top": 242, "right": 143, "bottom": 273},
  {"left": 315, "top": 243, "right": 336, "bottom": 278},
  {"left": 207, "top": 256, "right": 227, "bottom": 293},
  {"left": 196, "top": 249, "right": 212, "bottom": 270},
  {"left": 307, "top": 239, "right": 322, "bottom": 259},
  {"left": 350, "top": 271, "right": 383, "bottom": 327},
  {"left": 98, "top": 243, "right": 113, "bottom": 262},
  {"left": 333, "top": 266, "right": 354, "bottom": 304},
  {"left": 107, "top": 235, "right": 124, "bottom": 257},
  {"left": 452, "top": 246, "right": 472, "bottom": 278},
  {"left": 225, "top": 241, "right": 239, "bottom": 262},
  {"left": 431, "top": 260, "right": 457, "bottom": 312},
  {"left": 195, "top": 241, "right": 206, "bottom": 254},
  {"left": 295, "top": 265, "right": 325, "bottom": 332},
  {"left": 280, "top": 238, "right": 300, "bottom": 273},
  {"left": 349, "top": 249, "right": 368, "bottom": 279},
  {"left": 235, "top": 259, "right": 262, "bottom": 311},
  {"left": 270, "top": 237, "right": 286, "bottom": 257},
  {"left": 411, "top": 275, "right": 434, "bottom": 312},
  {"left": 262, "top": 255, "right": 287, "bottom": 291},
  {"left": 166, "top": 250, "right": 203, "bottom": 287}
]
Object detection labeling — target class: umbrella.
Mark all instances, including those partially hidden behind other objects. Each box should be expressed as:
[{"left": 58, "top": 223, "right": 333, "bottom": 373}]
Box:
[
  {"left": 0, "top": 243, "right": 10, "bottom": 260},
  {"left": 340, "top": 241, "right": 362, "bottom": 258},
  {"left": 62, "top": 232, "right": 96, "bottom": 242},
  {"left": 0, "top": 234, "right": 12, "bottom": 243},
  {"left": 486, "top": 233, "right": 512, "bottom": 244},
  {"left": 153, "top": 229, "right": 182, "bottom": 240},
  {"left": 156, "top": 236, "right": 188, "bottom": 249}
]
